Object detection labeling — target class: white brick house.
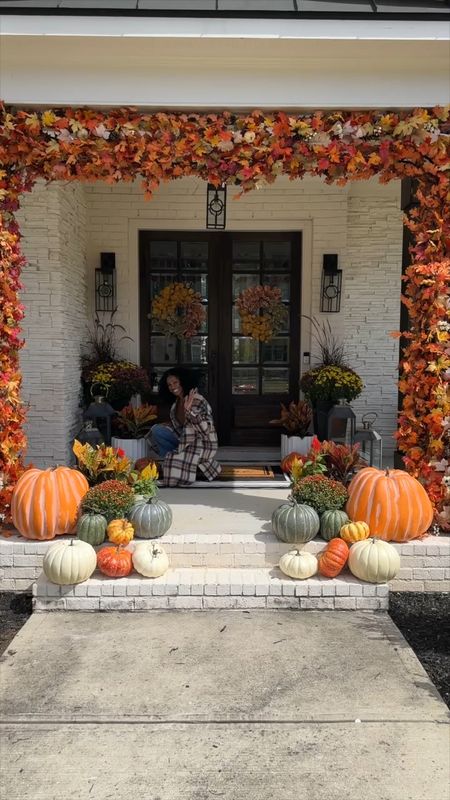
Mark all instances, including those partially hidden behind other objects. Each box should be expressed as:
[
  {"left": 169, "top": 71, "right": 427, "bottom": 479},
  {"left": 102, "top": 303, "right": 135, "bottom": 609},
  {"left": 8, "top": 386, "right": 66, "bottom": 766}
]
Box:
[{"left": 1, "top": 1, "right": 449, "bottom": 465}]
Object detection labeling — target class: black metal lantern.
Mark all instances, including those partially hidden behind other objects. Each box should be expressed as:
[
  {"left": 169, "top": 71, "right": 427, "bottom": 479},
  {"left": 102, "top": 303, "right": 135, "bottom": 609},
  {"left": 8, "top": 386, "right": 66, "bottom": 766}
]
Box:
[
  {"left": 83, "top": 386, "right": 116, "bottom": 445},
  {"left": 326, "top": 401, "right": 356, "bottom": 445},
  {"left": 320, "top": 254, "right": 342, "bottom": 313},
  {"left": 75, "top": 419, "right": 105, "bottom": 448},
  {"left": 95, "top": 252, "right": 116, "bottom": 312},
  {"left": 206, "top": 183, "right": 227, "bottom": 229},
  {"left": 354, "top": 412, "right": 383, "bottom": 468}
]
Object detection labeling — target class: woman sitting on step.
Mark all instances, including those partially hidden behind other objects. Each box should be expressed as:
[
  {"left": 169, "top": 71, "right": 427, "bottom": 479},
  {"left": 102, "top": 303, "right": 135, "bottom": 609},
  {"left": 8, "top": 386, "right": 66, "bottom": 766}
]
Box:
[{"left": 150, "top": 367, "right": 221, "bottom": 487}]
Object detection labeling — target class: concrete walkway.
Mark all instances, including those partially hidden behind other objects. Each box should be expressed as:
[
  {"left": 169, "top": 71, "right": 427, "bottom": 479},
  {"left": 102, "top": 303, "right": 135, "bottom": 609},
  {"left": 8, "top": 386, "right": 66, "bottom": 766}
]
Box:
[{"left": 1, "top": 611, "right": 449, "bottom": 800}]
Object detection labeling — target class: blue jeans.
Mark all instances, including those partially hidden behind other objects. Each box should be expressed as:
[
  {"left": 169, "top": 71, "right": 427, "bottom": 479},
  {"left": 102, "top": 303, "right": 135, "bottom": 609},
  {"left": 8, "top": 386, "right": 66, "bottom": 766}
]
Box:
[{"left": 151, "top": 424, "right": 179, "bottom": 457}]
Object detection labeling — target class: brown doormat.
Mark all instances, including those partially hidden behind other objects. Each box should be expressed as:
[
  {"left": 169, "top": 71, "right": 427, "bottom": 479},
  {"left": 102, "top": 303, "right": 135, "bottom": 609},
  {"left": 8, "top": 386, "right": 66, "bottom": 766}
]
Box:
[
  {"left": 158, "top": 463, "right": 289, "bottom": 489},
  {"left": 195, "top": 462, "right": 289, "bottom": 488},
  {"left": 218, "top": 464, "right": 279, "bottom": 479}
]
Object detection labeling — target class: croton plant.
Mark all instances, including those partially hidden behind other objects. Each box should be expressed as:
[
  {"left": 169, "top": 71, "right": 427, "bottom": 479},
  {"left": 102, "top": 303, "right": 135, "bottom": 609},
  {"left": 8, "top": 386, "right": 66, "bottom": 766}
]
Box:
[{"left": 0, "top": 104, "right": 449, "bottom": 521}]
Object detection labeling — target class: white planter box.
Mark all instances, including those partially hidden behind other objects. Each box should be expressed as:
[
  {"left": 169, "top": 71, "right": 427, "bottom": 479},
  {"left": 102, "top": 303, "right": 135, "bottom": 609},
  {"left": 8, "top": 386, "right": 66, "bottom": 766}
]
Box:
[
  {"left": 111, "top": 437, "right": 148, "bottom": 463},
  {"left": 280, "top": 434, "right": 314, "bottom": 459}
]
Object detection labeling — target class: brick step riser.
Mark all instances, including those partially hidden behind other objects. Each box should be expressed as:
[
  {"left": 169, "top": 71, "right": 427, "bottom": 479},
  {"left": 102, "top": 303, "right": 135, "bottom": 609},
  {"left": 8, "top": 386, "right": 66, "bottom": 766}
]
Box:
[{"left": 2, "top": 536, "right": 449, "bottom": 593}]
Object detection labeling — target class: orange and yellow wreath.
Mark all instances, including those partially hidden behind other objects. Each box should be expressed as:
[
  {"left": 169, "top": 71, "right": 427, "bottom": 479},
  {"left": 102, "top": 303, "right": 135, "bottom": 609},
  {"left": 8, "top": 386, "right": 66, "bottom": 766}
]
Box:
[{"left": 151, "top": 282, "right": 206, "bottom": 339}]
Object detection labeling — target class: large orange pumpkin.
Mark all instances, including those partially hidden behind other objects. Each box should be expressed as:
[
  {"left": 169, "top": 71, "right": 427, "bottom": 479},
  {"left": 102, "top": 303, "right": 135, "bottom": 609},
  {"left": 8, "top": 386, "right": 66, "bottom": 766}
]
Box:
[
  {"left": 318, "top": 538, "right": 349, "bottom": 578},
  {"left": 97, "top": 546, "right": 133, "bottom": 578},
  {"left": 346, "top": 467, "right": 433, "bottom": 542},
  {"left": 11, "top": 467, "right": 89, "bottom": 540}
]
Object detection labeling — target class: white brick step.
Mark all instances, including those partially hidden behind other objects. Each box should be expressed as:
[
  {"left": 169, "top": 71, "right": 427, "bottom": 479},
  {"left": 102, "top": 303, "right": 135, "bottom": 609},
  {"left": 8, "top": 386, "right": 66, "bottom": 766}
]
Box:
[
  {"left": 2, "top": 532, "right": 449, "bottom": 593},
  {"left": 33, "top": 568, "right": 389, "bottom": 612}
]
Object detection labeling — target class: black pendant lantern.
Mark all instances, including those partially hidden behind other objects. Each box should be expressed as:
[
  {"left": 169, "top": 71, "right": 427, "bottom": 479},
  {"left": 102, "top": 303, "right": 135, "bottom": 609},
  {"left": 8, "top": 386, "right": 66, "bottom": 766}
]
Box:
[{"left": 206, "top": 183, "right": 227, "bottom": 230}]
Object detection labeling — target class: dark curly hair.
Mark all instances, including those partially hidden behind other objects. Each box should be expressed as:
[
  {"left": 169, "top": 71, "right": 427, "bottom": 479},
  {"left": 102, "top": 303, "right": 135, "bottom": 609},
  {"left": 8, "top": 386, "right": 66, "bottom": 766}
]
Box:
[{"left": 157, "top": 367, "right": 202, "bottom": 404}]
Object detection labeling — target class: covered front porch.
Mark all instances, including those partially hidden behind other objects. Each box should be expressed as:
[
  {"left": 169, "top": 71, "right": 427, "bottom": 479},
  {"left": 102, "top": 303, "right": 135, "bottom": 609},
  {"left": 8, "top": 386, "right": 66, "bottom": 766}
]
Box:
[{"left": 16, "top": 174, "right": 403, "bottom": 466}]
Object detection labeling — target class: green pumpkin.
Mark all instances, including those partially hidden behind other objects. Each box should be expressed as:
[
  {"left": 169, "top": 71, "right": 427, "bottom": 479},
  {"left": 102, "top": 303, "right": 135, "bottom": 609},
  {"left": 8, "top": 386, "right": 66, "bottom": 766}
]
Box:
[
  {"left": 128, "top": 497, "right": 173, "bottom": 539},
  {"left": 320, "top": 509, "right": 350, "bottom": 541},
  {"left": 76, "top": 513, "right": 107, "bottom": 546},
  {"left": 271, "top": 500, "right": 320, "bottom": 544}
]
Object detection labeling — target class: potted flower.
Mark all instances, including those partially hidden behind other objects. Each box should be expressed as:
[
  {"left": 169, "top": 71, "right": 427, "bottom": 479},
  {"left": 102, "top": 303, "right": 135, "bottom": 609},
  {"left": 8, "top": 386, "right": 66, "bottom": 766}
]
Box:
[
  {"left": 300, "top": 317, "right": 364, "bottom": 441},
  {"left": 300, "top": 365, "right": 363, "bottom": 440},
  {"left": 111, "top": 403, "right": 158, "bottom": 462},
  {"left": 130, "top": 462, "right": 159, "bottom": 503},
  {"left": 82, "top": 360, "right": 151, "bottom": 411},
  {"left": 73, "top": 440, "right": 132, "bottom": 486},
  {"left": 270, "top": 400, "right": 313, "bottom": 458}
]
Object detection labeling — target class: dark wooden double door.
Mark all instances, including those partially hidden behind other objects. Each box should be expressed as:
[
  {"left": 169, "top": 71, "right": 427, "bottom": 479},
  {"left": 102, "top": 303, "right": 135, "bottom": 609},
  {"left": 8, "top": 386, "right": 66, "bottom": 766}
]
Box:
[{"left": 139, "top": 231, "right": 301, "bottom": 446}]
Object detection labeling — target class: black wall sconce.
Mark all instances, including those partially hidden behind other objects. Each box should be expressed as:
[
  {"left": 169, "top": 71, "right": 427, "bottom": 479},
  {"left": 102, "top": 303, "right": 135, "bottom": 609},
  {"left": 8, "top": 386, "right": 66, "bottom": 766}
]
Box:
[
  {"left": 95, "top": 252, "right": 116, "bottom": 312},
  {"left": 320, "top": 254, "right": 342, "bottom": 313},
  {"left": 206, "top": 183, "right": 227, "bottom": 230}
]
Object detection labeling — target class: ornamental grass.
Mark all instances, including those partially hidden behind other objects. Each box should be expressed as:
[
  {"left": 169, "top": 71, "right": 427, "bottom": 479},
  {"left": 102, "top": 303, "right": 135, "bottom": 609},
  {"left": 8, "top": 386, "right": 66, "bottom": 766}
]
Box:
[{"left": 292, "top": 474, "right": 348, "bottom": 515}]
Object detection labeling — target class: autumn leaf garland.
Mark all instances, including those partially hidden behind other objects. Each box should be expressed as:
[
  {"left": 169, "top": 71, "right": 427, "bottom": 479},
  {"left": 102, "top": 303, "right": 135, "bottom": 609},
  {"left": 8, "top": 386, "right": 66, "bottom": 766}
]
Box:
[
  {"left": 395, "top": 259, "right": 450, "bottom": 524},
  {"left": 0, "top": 103, "right": 449, "bottom": 520},
  {"left": 0, "top": 218, "right": 27, "bottom": 522}
]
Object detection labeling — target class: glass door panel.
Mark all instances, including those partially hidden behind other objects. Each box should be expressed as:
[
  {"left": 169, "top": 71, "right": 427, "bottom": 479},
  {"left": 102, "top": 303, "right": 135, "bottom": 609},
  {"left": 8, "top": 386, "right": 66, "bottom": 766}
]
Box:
[
  {"left": 141, "top": 235, "right": 211, "bottom": 409},
  {"left": 263, "top": 240, "right": 291, "bottom": 271},
  {"left": 140, "top": 231, "right": 301, "bottom": 445}
]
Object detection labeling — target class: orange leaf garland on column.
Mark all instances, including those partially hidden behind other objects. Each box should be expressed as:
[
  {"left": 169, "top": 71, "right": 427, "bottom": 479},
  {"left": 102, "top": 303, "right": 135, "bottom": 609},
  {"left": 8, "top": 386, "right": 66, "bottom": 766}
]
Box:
[{"left": 0, "top": 214, "right": 27, "bottom": 523}]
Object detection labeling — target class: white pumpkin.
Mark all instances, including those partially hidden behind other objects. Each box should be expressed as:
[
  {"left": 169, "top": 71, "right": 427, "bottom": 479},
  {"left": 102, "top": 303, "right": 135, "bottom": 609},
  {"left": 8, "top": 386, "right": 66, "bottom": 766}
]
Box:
[
  {"left": 348, "top": 538, "right": 400, "bottom": 583},
  {"left": 132, "top": 541, "right": 169, "bottom": 578},
  {"left": 43, "top": 539, "right": 97, "bottom": 585},
  {"left": 279, "top": 549, "right": 318, "bottom": 580}
]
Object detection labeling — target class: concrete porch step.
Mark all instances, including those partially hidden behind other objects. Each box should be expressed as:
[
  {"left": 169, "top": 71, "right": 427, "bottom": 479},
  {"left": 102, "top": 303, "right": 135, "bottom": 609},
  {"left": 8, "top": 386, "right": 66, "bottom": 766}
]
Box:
[{"left": 33, "top": 568, "right": 389, "bottom": 612}]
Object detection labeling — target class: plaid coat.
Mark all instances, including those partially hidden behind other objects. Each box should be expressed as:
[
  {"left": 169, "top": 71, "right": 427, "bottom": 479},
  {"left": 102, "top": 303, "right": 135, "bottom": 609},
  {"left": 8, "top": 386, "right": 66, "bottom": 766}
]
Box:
[{"left": 162, "top": 394, "right": 221, "bottom": 487}]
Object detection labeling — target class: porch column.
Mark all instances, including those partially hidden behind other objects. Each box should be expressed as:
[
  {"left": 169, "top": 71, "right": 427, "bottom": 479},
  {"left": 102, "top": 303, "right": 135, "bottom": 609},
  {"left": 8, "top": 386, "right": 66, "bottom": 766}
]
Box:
[{"left": 17, "top": 181, "right": 88, "bottom": 467}]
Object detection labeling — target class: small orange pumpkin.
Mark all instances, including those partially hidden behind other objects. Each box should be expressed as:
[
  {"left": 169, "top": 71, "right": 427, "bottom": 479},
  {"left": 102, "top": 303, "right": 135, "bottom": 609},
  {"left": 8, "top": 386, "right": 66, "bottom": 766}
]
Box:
[
  {"left": 107, "top": 518, "right": 134, "bottom": 546},
  {"left": 97, "top": 546, "right": 133, "bottom": 578},
  {"left": 11, "top": 467, "right": 89, "bottom": 540},
  {"left": 318, "top": 538, "right": 349, "bottom": 578},
  {"left": 340, "top": 521, "right": 370, "bottom": 543},
  {"left": 346, "top": 467, "right": 434, "bottom": 542},
  {"left": 280, "top": 452, "right": 303, "bottom": 474}
]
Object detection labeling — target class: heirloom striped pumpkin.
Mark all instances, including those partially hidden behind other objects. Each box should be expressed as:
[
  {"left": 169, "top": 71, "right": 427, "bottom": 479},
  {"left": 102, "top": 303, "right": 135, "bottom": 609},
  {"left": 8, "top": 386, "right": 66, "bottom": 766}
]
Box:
[
  {"left": 11, "top": 467, "right": 89, "bottom": 540},
  {"left": 318, "top": 538, "right": 349, "bottom": 578},
  {"left": 77, "top": 513, "right": 107, "bottom": 546},
  {"left": 279, "top": 549, "right": 318, "bottom": 580},
  {"left": 128, "top": 497, "right": 173, "bottom": 539},
  {"left": 97, "top": 545, "right": 133, "bottom": 578},
  {"left": 340, "top": 521, "right": 370, "bottom": 544},
  {"left": 348, "top": 538, "right": 400, "bottom": 583},
  {"left": 319, "top": 509, "right": 350, "bottom": 541},
  {"left": 43, "top": 539, "right": 97, "bottom": 585},
  {"left": 271, "top": 500, "right": 320, "bottom": 544},
  {"left": 107, "top": 518, "right": 134, "bottom": 546},
  {"left": 346, "top": 467, "right": 433, "bottom": 542}
]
